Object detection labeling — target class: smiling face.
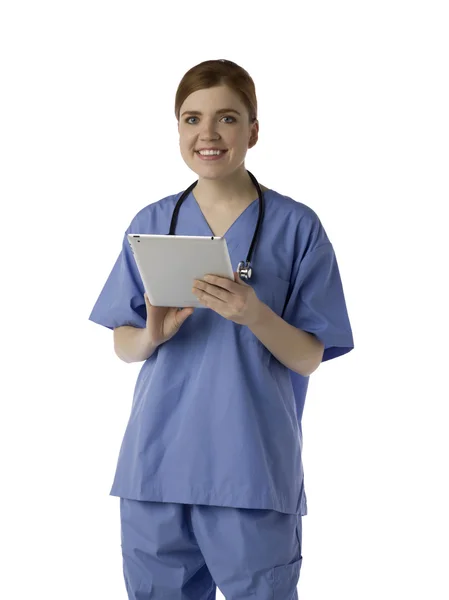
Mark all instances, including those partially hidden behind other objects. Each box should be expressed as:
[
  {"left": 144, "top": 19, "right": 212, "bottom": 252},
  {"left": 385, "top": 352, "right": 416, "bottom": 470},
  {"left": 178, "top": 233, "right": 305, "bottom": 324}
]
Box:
[{"left": 178, "top": 85, "right": 259, "bottom": 181}]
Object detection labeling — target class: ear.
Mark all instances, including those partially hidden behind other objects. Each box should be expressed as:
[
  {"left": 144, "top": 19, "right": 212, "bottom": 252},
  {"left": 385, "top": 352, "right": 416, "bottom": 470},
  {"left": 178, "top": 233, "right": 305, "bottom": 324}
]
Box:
[{"left": 248, "top": 119, "right": 259, "bottom": 149}]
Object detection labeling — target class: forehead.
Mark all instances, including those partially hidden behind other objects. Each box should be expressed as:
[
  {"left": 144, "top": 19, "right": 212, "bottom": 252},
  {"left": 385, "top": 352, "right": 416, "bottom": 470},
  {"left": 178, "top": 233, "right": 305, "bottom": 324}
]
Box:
[{"left": 180, "top": 85, "right": 244, "bottom": 113}]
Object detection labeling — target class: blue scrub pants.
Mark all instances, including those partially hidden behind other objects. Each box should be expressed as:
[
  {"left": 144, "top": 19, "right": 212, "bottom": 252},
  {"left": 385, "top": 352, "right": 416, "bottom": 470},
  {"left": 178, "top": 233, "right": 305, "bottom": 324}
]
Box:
[{"left": 120, "top": 499, "right": 303, "bottom": 599}]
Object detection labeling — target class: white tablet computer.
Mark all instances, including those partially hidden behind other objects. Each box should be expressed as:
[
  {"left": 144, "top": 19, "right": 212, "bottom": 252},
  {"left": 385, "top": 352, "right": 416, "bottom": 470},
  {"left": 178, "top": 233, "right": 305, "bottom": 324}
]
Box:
[{"left": 127, "top": 234, "right": 234, "bottom": 308}]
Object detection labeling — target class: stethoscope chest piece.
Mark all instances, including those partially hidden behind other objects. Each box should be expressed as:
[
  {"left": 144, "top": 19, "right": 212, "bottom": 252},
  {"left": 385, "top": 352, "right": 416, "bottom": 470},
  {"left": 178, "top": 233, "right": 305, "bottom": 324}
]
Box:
[{"left": 237, "top": 261, "right": 252, "bottom": 280}]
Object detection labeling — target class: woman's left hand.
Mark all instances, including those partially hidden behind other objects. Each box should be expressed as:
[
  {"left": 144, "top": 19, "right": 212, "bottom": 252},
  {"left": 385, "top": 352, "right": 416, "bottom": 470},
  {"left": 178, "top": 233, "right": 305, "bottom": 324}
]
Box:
[{"left": 192, "top": 272, "right": 264, "bottom": 327}]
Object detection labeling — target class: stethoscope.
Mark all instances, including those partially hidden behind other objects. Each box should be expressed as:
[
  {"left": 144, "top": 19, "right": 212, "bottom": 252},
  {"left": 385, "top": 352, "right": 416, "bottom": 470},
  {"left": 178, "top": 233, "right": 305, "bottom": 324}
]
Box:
[{"left": 168, "top": 169, "right": 265, "bottom": 281}]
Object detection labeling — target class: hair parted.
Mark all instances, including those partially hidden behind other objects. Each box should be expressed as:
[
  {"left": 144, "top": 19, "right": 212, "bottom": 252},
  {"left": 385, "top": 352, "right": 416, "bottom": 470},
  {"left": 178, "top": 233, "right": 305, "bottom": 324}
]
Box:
[{"left": 174, "top": 59, "right": 258, "bottom": 125}]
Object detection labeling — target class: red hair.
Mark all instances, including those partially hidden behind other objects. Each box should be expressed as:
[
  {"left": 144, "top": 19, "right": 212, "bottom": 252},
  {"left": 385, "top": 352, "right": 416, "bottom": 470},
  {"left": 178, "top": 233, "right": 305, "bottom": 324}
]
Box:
[{"left": 174, "top": 59, "right": 258, "bottom": 125}]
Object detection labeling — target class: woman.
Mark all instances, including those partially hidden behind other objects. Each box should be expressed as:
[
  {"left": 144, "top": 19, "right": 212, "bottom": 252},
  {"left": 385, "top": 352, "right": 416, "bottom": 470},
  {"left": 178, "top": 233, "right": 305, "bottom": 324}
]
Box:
[{"left": 89, "top": 59, "right": 354, "bottom": 599}]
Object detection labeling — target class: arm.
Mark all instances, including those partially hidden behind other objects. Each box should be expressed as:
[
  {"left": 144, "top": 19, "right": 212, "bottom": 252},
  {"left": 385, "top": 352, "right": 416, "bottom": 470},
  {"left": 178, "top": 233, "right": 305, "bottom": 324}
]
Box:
[
  {"left": 113, "top": 326, "right": 159, "bottom": 363},
  {"left": 248, "top": 301, "right": 324, "bottom": 377}
]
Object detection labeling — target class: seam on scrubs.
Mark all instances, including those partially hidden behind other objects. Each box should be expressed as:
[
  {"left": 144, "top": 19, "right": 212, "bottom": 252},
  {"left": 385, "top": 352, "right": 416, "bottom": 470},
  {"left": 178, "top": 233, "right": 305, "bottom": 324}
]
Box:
[
  {"left": 295, "top": 517, "right": 302, "bottom": 561},
  {"left": 272, "top": 556, "right": 302, "bottom": 598}
]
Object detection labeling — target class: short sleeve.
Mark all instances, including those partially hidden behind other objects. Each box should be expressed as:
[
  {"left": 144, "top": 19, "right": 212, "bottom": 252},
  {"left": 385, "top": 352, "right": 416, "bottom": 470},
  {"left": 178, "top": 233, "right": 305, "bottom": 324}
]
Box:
[
  {"left": 88, "top": 228, "right": 147, "bottom": 330},
  {"left": 282, "top": 242, "right": 354, "bottom": 362}
]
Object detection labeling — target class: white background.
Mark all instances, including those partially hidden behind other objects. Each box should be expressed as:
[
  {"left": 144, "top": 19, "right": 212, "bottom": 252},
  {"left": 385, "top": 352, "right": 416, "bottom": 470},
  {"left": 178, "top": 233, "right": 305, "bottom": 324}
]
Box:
[{"left": 1, "top": 1, "right": 448, "bottom": 598}]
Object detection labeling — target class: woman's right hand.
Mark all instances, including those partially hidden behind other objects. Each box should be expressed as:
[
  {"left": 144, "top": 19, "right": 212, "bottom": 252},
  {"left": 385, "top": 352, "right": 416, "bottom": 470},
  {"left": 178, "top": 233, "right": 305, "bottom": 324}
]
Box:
[{"left": 144, "top": 293, "right": 195, "bottom": 347}]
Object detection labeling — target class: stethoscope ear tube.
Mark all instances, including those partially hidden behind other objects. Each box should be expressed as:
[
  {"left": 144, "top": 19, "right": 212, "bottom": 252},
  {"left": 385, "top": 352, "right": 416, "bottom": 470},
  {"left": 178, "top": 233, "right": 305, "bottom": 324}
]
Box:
[{"left": 169, "top": 170, "right": 264, "bottom": 281}]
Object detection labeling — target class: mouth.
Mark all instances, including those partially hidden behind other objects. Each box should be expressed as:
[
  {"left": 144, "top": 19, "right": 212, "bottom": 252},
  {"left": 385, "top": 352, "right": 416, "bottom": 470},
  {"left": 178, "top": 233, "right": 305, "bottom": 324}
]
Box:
[
  {"left": 195, "top": 149, "right": 228, "bottom": 153},
  {"left": 195, "top": 149, "right": 228, "bottom": 161}
]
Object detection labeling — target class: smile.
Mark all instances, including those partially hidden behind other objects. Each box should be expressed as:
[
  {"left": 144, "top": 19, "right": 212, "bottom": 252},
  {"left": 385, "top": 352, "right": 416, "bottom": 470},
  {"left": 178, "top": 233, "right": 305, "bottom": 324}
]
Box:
[{"left": 196, "top": 150, "right": 228, "bottom": 161}]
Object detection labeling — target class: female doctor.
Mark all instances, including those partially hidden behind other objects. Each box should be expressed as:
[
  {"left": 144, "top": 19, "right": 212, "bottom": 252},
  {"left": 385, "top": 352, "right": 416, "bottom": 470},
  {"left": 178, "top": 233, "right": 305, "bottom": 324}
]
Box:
[{"left": 89, "top": 58, "right": 354, "bottom": 599}]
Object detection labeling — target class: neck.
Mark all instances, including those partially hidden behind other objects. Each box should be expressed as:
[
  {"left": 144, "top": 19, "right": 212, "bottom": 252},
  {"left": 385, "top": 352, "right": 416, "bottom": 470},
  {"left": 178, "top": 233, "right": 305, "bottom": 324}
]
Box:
[{"left": 193, "top": 167, "right": 257, "bottom": 210}]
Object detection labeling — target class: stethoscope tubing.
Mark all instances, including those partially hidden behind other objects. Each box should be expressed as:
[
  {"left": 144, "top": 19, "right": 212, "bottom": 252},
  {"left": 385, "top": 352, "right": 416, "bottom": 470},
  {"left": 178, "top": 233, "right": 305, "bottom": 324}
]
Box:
[{"left": 168, "top": 170, "right": 264, "bottom": 280}]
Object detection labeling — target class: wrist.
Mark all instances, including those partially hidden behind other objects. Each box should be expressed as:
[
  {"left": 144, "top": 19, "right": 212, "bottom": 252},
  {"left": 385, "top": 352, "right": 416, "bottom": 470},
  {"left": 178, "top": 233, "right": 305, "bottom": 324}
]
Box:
[{"left": 247, "top": 299, "right": 269, "bottom": 328}]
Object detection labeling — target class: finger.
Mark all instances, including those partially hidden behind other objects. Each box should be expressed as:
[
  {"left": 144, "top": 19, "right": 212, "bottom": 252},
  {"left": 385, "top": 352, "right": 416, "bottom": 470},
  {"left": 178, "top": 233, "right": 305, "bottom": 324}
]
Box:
[
  {"left": 196, "top": 282, "right": 230, "bottom": 303},
  {"left": 203, "top": 274, "right": 235, "bottom": 292},
  {"left": 196, "top": 288, "right": 228, "bottom": 307}
]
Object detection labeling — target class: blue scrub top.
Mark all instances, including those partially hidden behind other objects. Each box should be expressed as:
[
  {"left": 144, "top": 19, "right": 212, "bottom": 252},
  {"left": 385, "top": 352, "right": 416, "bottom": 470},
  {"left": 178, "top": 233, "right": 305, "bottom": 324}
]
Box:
[{"left": 88, "top": 188, "right": 354, "bottom": 515}]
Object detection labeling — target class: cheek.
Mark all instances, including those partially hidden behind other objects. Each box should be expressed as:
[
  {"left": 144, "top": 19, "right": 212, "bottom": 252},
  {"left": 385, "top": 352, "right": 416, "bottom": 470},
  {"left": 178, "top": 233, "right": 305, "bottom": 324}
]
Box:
[
  {"left": 229, "top": 134, "right": 250, "bottom": 153},
  {"left": 178, "top": 139, "right": 194, "bottom": 155},
  {"left": 178, "top": 128, "right": 192, "bottom": 142}
]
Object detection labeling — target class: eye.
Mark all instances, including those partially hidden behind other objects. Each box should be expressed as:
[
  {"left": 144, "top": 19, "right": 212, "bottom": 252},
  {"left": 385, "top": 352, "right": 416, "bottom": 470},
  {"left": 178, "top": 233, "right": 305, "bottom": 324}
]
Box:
[{"left": 185, "top": 116, "right": 236, "bottom": 124}]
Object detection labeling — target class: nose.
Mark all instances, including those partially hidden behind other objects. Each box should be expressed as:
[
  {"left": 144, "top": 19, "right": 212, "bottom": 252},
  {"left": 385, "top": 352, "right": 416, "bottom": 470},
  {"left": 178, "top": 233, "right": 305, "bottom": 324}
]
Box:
[{"left": 199, "top": 118, "right": 220, "bottom": 138}]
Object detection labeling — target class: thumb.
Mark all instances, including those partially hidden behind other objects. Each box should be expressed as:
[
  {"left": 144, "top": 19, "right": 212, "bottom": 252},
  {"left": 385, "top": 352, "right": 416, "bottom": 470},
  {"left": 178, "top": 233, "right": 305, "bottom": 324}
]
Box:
[{"left": 144, "top": 292, "right": 152, "bottom": 307}]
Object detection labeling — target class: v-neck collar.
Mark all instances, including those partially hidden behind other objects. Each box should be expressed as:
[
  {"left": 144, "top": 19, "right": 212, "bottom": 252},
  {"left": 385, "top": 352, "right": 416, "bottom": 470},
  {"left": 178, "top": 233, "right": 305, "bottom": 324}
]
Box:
[{"left": 190, "top": 192, "right": 260, "bottom": 241}]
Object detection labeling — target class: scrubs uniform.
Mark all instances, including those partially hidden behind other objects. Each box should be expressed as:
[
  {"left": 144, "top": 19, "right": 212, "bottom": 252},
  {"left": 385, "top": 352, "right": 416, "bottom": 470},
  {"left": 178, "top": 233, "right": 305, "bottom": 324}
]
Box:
[{"left": 89, "top": 188, "right": 354, "bottom": 598}]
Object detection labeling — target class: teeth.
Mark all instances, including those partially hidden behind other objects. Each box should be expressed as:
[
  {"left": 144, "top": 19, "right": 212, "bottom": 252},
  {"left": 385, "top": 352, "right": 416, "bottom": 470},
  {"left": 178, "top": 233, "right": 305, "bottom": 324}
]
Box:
[{"left": 198, "top": 150, "right": 223, "bottom": 156}]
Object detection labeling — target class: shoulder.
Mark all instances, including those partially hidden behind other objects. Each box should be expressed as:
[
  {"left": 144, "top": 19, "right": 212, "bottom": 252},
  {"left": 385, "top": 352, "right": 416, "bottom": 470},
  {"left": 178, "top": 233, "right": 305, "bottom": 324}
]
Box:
[
  {"left": 265, "top": 188, "right": 330, "bottom": 249},
  {"left": 124, "top": 192, "right": 183, "bottom": 233},
  {"left": 266, "top": 188, "right": 318, "bottom": 219}
]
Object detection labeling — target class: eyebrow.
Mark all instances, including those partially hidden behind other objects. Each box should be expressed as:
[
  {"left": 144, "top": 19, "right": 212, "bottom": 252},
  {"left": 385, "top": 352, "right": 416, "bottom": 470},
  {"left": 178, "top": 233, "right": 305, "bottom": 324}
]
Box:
[{"left": 181, "top": 108, "right": 241, "bottom": 117}]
